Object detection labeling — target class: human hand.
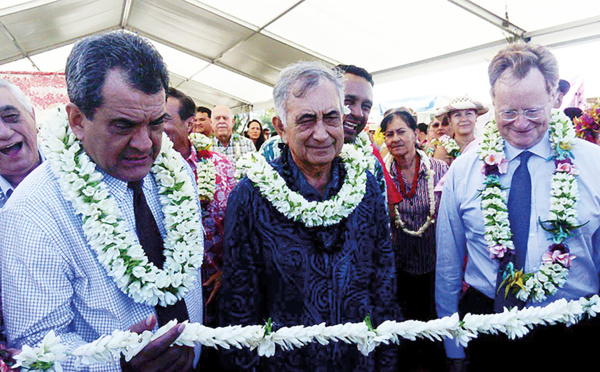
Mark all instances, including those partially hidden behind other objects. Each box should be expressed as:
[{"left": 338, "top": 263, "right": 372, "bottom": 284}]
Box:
[{"left": 122, "top": 315, "right": 194, "bottom": 372}]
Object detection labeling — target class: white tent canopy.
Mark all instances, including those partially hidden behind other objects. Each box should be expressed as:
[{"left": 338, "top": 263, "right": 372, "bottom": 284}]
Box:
[{"left": 1, "top": 0, "right": 599, "bottom": 115}]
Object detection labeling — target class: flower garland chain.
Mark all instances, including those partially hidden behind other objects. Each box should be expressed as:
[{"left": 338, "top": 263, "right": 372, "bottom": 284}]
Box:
[
  {"left": 479, "top": 111, "right": 580, "bottom": 303},
  {"left": 437, "top": 134, "right": 461, "bottom": 158},
  {"left": 189, "top": 133, "right": 216, "bottom": 201},
  {"left": 354, "top": 131, "right": 376, "bottom": 175},
  {"left": 386, "top": 150, "right": 437, "bottom": 237},
  {"left": 236, "top": 144, "right": 370, "bottom": 228},
  {"left": 15, "top": 295, "right": 600, "bottom": 371},
  {"left": 40, "top": 107, "right": 204, "bottom": 307},
  {"left": 229, "top": 133, "right": 243, "bottom": 159}
]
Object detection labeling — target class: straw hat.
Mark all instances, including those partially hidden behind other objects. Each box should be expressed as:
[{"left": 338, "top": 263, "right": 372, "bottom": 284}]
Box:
[{"left": 437, "top": 94, "right": 489, "bottom": 117}]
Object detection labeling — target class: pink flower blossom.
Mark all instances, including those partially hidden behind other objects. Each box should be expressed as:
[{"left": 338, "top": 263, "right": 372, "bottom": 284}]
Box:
[
  {"left": 484, "top": 154, "right": 501, "bottom": 166},
  {"left": 497, "top": 158, "right": 509, "bottom": 174},
  {"left": 481, "top": 154, "right": 508, "bottom": 175},
  {"left": 556, "top": 162, "right": 579, "bottom": 175},
  {"left": 489, "top": 245, "right": 509, "bottom": 259},
  {"left": 542, "top": 250, "right": 576, "bottom": 268}
]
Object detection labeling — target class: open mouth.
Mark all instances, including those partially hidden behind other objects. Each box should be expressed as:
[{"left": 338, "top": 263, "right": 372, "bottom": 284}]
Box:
[
  {"left": 343, "top": 121, "right": 359, "bottom": 133},
  {"left": 0, "top": 142, "right": 23, "bottom": 156}
]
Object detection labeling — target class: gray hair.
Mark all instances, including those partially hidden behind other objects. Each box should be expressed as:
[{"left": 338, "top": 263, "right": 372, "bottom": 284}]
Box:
[
  {"left": 273, "top": 61, "right": 345, "bottom": 126},
  {"left": 0, "top": 79, "right": 34, "bottom": 115},
  {"left": 488, "top": 43, "right": 559, "bottom": 98},
  {"left": 65, "top": 31, "right": 169, "bottom": 119}
]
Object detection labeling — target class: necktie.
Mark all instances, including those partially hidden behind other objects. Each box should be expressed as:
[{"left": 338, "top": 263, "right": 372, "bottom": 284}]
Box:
[
  {"left": 128, "top": 180, "right": 189, "bottom": 326},
  {"left": 0, "top": 189, "right": 13, "bottom": 208},
  {"left": 494, "top": 151, "right": 533, "bottom": 312}
]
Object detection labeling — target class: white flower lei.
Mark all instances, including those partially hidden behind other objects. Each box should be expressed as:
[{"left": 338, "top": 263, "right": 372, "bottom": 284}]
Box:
[
  {"left": 385, "top": 149, "right": 437, "bottom": 237},
  {"left": 40, "top": 107, "right": 204, "bottom": 307},
  {"left": 236, "top": 144, "right": 369, "bottom": 228},
  {"left": 17, "top": 295, "right": 600, "bottom": 370},
  {"left": 189, "top": 133, "right": 216, "bottom": 202},
  {"left": 231, "top": 133, "right": 243, "bottom": 159},
  {"left": 354, "top": 131, "right": 376, "bottom": 174},
  {"left": 479, "top": 111, "right": 580, "bottom": 304},
  {"left": 437, "top": 134, "right": 461, "bottom": 158}
]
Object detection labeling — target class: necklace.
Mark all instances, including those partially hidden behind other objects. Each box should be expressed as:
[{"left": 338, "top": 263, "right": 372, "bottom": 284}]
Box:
[
  {"left": 236, "top": 144, "right": 370, "bottom": 228},
  {"left": 386, "top": 150, "right": 436, "bottom": 237},
  {"left": 40, "top": 107, "right": 204, "bottom": 307},
  {"left": 354, "top": 131, "right": 376, "bottom": 174},
  {"left": 189, "top": 133, "right": 216, "bottom": 201},
  {"left": 396, "top": 155, "right": 420, "bottom": 199},
  {"left": 479, "top": 111, "right": 580, "bottom": 303}
]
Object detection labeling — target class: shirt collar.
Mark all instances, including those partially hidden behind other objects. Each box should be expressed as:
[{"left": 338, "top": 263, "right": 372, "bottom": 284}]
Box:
[
  {"left": 277, "top": 149, "right": 343, "bottom": 202},
  {"left": 214, "top": 133, "right": 236, "bottom": 148},
  {"left": 99, "top": 168, "right": 153, "bottom": 200},
  {"left": 389, "top": 153, "right": 427, "bottom": 178},
  {"left": 504, "top": 129, "right": 552, "bottom": 162},
  {"left": 186, "top": 143, "right": 199, "bottom": 171},
  {"left": 0, "top": 175, "right": 12, "bottom": 198}
]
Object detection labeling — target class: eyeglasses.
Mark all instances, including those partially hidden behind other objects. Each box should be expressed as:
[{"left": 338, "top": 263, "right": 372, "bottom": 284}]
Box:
[
  {"left": 497, "top": 108, "right": 545, "bottom": 122},
  {"left": 431, "top": 122, "right": 450, "bottom": 129}
]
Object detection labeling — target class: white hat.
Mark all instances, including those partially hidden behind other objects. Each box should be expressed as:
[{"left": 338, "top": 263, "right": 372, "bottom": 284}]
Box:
[{"left": 437, "top": 94, "right": 489, "bottom": 117}]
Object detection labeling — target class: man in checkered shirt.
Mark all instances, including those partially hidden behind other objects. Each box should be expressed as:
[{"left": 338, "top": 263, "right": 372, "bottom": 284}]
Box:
[
  {"left": 210, "top": 105, "right": 256, "bottom": 163},
  {"left": 0, "top": 31, "right": 203, "bottom": 371}
]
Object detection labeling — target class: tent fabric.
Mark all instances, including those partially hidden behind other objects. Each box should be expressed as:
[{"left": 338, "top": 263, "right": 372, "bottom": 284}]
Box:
[
  {"left": 0, "top": 71, "right": 68, "bottom": 123},
  {"left": 0, "top": 0, "right": 599, "bottom": 114}
]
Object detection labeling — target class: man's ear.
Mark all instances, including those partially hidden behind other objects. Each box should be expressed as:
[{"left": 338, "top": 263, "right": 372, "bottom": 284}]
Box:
[
  {"left": 184, "top": 116, "right": 195, "bottom": 134},
  {"left": 66, "top": 102, "right": 86, "bottom": 141},
  {"left": 272, "top": 116, "right": 287, "bottom": 144}
]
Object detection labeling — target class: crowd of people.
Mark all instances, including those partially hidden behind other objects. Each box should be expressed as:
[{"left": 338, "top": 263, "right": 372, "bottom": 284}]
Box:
[{"left": 0, "top": 30, "right": 600, "bottom": 372}]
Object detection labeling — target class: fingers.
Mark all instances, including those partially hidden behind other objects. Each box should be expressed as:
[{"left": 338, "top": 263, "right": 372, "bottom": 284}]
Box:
[
  {"left": 163, "top": 346, "right": 195, "bottom": 372},
  {"left": 129, "top": 314, "right": 156, "bottom": 334},
  {"left": 129, "top": 345, "right": 194, "bottom": 372},
  {"left": 138, "top": 323, "right": 185, "bottom": 360},
  {"left": 128, "top": 323, "right": 189, "bottom": 371}
]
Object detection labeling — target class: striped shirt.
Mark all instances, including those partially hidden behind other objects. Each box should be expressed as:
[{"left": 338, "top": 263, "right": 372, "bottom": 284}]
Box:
[{"left": 389, "top": 155, "right": 448, "bottom": 275}]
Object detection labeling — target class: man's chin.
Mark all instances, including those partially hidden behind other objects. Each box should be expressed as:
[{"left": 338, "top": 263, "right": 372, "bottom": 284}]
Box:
[
  {"left": 112, "top": 159, "right": 154, "bottom": 182},
  {"left": 115, "top": 168, "right": 152, "bottom": 183},
  {"left": 343, "top": 128, "right": 358, "bottom": 143}
]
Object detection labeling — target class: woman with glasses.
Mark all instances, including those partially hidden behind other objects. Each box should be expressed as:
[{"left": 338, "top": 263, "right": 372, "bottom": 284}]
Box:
[
  {"left": 433, "top": 95, "right": 489, "bottom": 165},
  {"left": 423, "top": 114, "right": 453, "bottom": 156},
  {"left": 381, "top": 110, "right": 448, "bottom": 371}
]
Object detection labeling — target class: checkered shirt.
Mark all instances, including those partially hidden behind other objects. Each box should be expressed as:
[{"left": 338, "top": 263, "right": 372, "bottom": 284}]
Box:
[
  {"left": 211, "top": 133, "right": 256, "bottom": 164},
  {"left": 0, "top": 160, "right": 204, "bottom": 371}
]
